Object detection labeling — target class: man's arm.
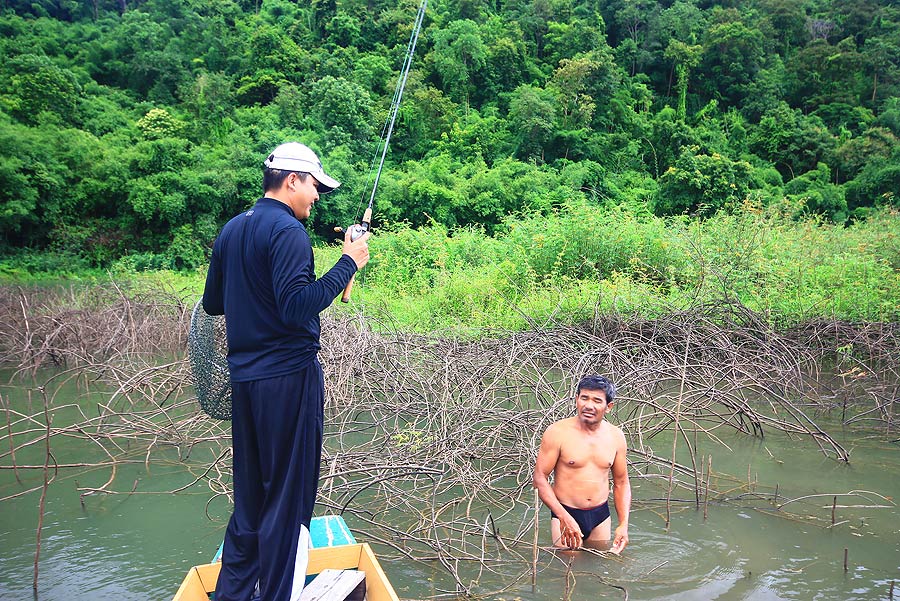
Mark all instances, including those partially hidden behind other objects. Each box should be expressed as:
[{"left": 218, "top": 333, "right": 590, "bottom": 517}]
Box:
[
  {"left": 270, "top": 226, "right": 358, "bottom": 327},
  {"left": 610, "top": 430, "right": 631, "bottom": 554},
  {"left": 533, "top": 424, "right": 583, "bottom": 549}
]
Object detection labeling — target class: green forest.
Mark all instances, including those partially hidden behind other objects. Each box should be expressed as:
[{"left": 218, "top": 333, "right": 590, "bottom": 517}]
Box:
[{"left": 1, "top": 0, "right": 898, "bottom": 326}]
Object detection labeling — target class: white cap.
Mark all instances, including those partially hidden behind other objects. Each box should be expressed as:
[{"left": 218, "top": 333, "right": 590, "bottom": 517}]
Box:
[{"left": 263, "top": 142, "right": 341, "bottom": 193}]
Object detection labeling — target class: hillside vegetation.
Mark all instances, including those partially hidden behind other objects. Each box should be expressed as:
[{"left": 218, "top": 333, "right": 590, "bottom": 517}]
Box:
[{"left": 0, "top": 0, "right": 898, "bottom": 327}]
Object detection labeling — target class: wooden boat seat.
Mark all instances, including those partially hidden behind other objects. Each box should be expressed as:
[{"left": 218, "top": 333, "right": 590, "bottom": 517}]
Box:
[{"left": 299, "top": 569, "right": 366, "bottom": 601}]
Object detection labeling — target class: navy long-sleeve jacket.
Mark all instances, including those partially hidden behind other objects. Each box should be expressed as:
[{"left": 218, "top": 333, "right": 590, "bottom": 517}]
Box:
[{"left": 202, "top": 197, "right": 357, "bottom": 382}]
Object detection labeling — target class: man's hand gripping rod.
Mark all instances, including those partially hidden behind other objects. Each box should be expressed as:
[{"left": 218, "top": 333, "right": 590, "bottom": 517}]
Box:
[{"left": 340, "top": 207, "right": 371, "bottom": 303}]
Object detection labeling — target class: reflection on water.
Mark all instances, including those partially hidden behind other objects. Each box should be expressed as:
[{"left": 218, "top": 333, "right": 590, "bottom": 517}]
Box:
[
  {"left": 0, "top": 463, "right": 224, "bottom": 600},
  {"left": 500, "top": 487, "right": 898, "bottom": 601},
  {"left": 617, "top": 529, "right": 743, "bottom": 591},
  {"left": 1, "top": 376, "right": 898, "bottom": 601}
]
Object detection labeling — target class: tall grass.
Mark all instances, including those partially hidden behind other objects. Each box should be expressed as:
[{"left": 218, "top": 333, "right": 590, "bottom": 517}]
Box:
[
  {"left": 321, "top": 201, "right": 899, "bottom": 331},
  {"left": 4, "top": 201, "right": 897, "bottom": 333}
]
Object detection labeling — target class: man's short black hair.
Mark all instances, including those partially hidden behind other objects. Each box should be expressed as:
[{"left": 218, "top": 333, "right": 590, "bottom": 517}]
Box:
[
  {"left": 576, "top": 375, "right": 616, "bottom": 403},
  {"left": 263, "top": 168, "right": 309, "bottom": 193}
]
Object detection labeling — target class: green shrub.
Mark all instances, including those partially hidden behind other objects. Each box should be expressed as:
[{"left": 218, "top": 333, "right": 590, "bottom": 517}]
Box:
[{"left": 653, "top": 147, "right": 754, "bottom": 216}]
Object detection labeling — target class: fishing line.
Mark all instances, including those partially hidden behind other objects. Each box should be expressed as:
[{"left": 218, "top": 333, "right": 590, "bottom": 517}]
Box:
[
  {"left": 340, "top": 0, "right": 426, "bottom": 304},
  {"left": 353, "top": 0, "right": 427, "bottom": 223}
]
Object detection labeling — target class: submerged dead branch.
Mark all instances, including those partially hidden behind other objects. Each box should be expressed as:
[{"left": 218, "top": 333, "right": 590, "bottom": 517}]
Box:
[{"left": 1, "top": 283, "right": 897, "bottom": 597}]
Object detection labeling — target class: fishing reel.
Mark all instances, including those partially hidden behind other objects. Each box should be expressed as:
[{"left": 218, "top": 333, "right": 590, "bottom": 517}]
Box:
[
  {"left": 337, "top": 207, "right": 372, "bottom": 303},
  {"left": 334, "top": 207, "right": 371, "bottom": 243},
  {"left": 348, "top": 221, "right": 369, "bottom": 242}
]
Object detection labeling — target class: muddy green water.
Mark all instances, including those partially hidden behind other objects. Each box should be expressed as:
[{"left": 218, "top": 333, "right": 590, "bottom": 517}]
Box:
[{"left": 1, "top": 375, "right": 898, "bottom": 600}]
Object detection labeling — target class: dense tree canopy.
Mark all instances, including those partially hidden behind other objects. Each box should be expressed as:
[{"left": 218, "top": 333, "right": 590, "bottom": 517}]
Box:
[{"left": 0, "top": 0, "right": 897, "bottom": 269}]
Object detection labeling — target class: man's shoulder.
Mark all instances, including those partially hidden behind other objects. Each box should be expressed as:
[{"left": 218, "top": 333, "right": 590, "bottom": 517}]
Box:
[
  {"left": 602, "top": 420, "right": 627, "bottom": 446},
  {"left": 603, "top": 420, "right": 624, "bottom": 434},
  {"left": 255, "top": 201, "right": 300, "bottom": 224},
  {"left": 235, "top": 202, "right": 305, "bottom": 235},
  {"left": 544, "top": 417, "right": 577, "bottom": 436}
]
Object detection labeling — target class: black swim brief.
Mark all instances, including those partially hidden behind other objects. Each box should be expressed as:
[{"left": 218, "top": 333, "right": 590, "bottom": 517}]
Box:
[{"left": 551, "top": 501, "right": 611, "bottom": 538}]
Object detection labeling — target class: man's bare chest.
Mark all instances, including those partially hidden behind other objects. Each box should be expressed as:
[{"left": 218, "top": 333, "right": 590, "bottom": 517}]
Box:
[{"left": 557, "top": 436, "right": 615, "bottom": 471}]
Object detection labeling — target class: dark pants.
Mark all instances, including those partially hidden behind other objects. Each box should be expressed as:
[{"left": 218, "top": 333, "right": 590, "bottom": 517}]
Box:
[{"left": 215, "top": 360, "right": 324, "bottom": 601}]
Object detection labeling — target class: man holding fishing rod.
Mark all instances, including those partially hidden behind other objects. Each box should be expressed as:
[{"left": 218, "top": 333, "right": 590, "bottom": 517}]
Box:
[
  {"left": 202, "top": 142, "right": 371, "bottom": 601},
  {"left": 534, "top": 375, "right": 631, "bottom": 552}
]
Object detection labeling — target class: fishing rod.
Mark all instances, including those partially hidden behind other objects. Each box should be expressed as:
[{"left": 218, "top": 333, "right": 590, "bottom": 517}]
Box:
[{"left": 341, "top": 0, "right": 427, "bottom": 303}]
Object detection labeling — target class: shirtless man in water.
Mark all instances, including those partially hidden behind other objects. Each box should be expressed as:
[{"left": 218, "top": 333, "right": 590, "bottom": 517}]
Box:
[{"left": 533, "top": 375, "right": 631, "bottom": 552}]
